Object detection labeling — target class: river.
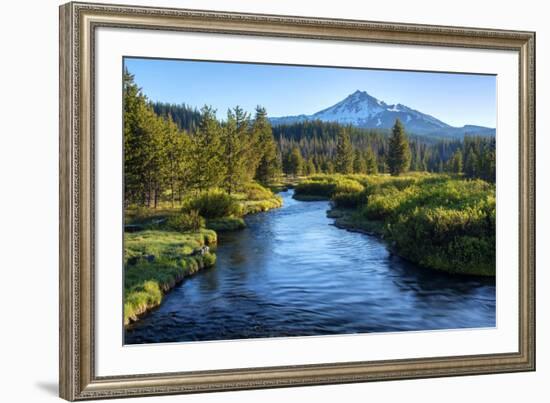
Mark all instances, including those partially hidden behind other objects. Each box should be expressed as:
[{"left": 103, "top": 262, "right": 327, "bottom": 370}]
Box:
[{"left": 125, "top": 189, "right": 496, "bottom": 344}]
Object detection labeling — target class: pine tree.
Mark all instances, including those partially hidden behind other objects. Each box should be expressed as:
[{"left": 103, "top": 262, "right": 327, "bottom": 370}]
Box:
[
  {"left": 461, "top": 136, "right": 495, "bottom": 182},
  {"left": 221, "top": 106, "right": 250, "bottom": 194},
  {"left": 365, "top": 147, "right": 378, "bottom": 174},
  {"left": 123, "top": 69, "right": 168, "bottom": 207},
  {"left": 304, "top": 158, "right": 316, "bottom": 176},
  {"left": 151, "top": 102, "right": 201, "bottom": 132},
  {"left": 288, "top": 146, "right": 303, "bottom": 177},
  {"left": 123, "top": 69, "right": 147, "bottom": 205},
  {"left": 143, "top": 111, "right": 167, "bottom": 208},
  {"left": 162, "top": 115, "right": 189, "bottom": 207},
  {"left": 189, "top": 106, "right": 225, "bottom": 191},
  {"left": 324, "top": 160, "right": 335, "bottom": 174},
  {"left": 483, "top": 138, "right": 496, "bottom": 183},
  {"left": 253, "top": 106, "right": 279, "bottom": 184},
  {"left": 353, "top": 149, "right": 367, "bottom": 173},
  {"left": 464, "top": 150, "right": 477, "bottom": 178},
  {"left": 451, "top": 149, "right": 463, "bottom": 174},
  {"left": 335, "top": 128, "right": 354, "bottom": 173},
  {"left": 387, "top": 119, "right": 411, "bottom": 176}
]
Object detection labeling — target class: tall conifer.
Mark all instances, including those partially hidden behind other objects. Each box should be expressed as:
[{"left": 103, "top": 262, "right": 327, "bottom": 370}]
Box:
[
  {"left": 387, "top": 119, "right": 411, "bottom": 176},
  {"left": 190, "top": 106, "right": 225, "bottom": 191},
  {"left": 335, "top": 128, "right": 354, "bottom": 173},
  {"left": 253, "top": 106, "right": 279, "bottom": 184}
]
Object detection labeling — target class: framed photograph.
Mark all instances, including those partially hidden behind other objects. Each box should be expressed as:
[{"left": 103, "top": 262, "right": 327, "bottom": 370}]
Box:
[{"left": 59, "top": 2, "right": 535, "bottom": 400}]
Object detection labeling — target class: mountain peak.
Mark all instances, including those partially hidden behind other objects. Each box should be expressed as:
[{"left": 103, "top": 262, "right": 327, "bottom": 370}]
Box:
[
  {"left": 269, "top": 90, "right": 495, "bottom": 138},
  {"left": 348, "top": 89, "right": 374, "bottom": 99}
]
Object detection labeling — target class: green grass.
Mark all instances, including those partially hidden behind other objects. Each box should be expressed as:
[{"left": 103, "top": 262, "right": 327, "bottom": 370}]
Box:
[
  {"left": 240, "top": 197, "right": 283, "bottom": 214},
  {"left": 125, "top": 204, "right": 176, "bottom": 226},
  {"left": 165, "top": 210, "right": 205, "bottom": 232},
  {"left": 327, "top": 208, "right": 385, "bottom": 235},
  {"left": 206, "top": 217, "right": 246, "bottom": 231},
  {"left": 242, "top": 182, "right": 277, "bottom": 200},
  {"left": 124, "top": 229, "right": 217, "bottom": 325},
  {"left": 126, "top": 182, "right": 282, "bottom": 232},
  {"left": 294, "top": 174, "right": 365, "bottom": 207},
  {"left": 296, "top": 173, "right": 495, "bottom": 276},
  {"left": 228, "top": 184, "right": 283, "bottom": 215},
  {"left": 125, "top": 229, "right": 216, "bottom": 263},
  {"left": 375, "top": 177, "right": 495, "bottom": 276}
]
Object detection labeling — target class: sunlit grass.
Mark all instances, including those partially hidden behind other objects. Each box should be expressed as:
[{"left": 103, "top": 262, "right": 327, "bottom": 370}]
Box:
[
  {"left": 125, "top": 182, "right": 282, "bottom": 231},
  {"left": 295, "top": 173, "right": 495, "bottom": 276},
  {"left": 124, "top": 229, "right": 217, "bottom": 325}
]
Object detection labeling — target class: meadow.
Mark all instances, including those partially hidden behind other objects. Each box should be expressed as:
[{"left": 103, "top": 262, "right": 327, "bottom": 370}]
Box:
[{"left": 294, "top": 173, "right": 496, "bottom": 276}]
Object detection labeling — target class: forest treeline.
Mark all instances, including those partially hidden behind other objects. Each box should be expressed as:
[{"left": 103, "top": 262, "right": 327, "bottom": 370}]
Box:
[
  {"left": 125, "top": 71, "right": 279, "bottom": 207},
  {"left": 151, "top": 101, "right": 201, "bottom": 133},
  {"left": 153, "top": 101, "right": 496, "bottom": 181},
  {"left": 126, "top": 74, "right": 496, "bottom": 207},
  {"left": 273, "top": 121, "right": 495, "bottom": 182}
]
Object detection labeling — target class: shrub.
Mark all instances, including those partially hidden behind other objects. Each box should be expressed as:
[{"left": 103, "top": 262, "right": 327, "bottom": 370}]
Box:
[
  {"left": 377, "top": 178, "right": 496, "bottom": 276},
  {"left": 332, "top": 190, "right": 367, "bottom": 208},
  {"left": 127, "top": 204, "right": 149, "bottom": 223},
  {"left": 362, "top": 186, "right": 411, "bottom": 220},
  {"left": 387, "top": 206, "right": 495, "bottom": 276},
  {"left": 182, "top": 189, "right": 242, "bottom": 218},
  {"left": 294, "top": 179, "right": 335, "bottom": 198},
  {"left": 330, "top": 179, "right": 365, "bottom": 208},
  {"left": 202, "top": 252, "right": 217, "bottom": 267},
  {"left": 165, "top": 210, "right": 205, "bottom": 232},
  {"left": 334, "top": 178, "right": 364, "bottom": 194},
  {"left": 243, "top": 182, "right": 274, "bottom": 201},
  {"left": 242, "top": 197, "right": 283, "bottom": 214},
  {"left": 304, "top": 173, "right": 496, "bottom": 276},
  {"left": 294, "top": 175, "right": 364, "bottom": 201}
]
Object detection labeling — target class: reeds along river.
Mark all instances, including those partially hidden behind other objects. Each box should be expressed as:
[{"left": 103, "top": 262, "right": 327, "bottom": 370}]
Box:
[{"left": 125, "top": 189, "right": 496, "bottom": 344}]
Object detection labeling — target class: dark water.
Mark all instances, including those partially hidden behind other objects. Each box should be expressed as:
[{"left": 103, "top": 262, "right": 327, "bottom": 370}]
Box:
[{"left": 125, "top": 189, "right": 495, "bottom": 344}]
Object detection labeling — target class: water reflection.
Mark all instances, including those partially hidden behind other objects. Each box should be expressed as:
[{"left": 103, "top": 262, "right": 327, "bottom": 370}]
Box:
[{"left": 126, "top": 189, "right": 495, "bottom": 344}]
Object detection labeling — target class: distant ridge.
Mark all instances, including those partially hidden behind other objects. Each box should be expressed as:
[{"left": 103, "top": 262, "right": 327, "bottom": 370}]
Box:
[{"left": 270, "top": 90, "right": 495, "bottom": 138}]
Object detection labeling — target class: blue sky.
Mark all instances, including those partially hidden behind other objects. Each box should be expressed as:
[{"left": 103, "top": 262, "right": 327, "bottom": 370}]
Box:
[{"left": 124, "top": 57, "right": 496, "bottom": 128}]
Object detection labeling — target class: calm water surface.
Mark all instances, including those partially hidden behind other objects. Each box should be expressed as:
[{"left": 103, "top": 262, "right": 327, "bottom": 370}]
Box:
[{"left": 125, "top": 189, "right": 495, "bottom": 344}]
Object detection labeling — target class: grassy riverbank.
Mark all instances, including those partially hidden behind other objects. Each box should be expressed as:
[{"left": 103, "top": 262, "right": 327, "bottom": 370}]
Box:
[
  {"left": 125, "top": 183, "right": 282, "bottom": 231},
  {"left": 124, "top": 183, "right": 282, "bottom": 325},
  {"left": 295, "top": 173, "right": 495, "bottom": 276},
  {"left": 124, "top": 230, "right": 217, "bottom": 325}
]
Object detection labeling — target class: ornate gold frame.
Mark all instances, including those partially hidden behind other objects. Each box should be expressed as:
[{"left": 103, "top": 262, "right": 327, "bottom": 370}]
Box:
[{"left": 59, "top": 2, "right": 535, "bottom": 400}]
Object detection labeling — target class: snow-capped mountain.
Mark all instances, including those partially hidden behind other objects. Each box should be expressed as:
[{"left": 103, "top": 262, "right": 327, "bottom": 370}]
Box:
[{"left": 270, "top": 90, "right": 495, "bottom": 138}]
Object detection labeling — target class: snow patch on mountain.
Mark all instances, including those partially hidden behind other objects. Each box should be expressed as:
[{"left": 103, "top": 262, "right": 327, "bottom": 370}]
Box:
[
  {"left": 387, "top": 105, "right": 401, "bottom": 112},
  {"left": 312, "top": 90, "right": 385, "bottom": 122},
  {"left": 269, "top": 90, "right": 495, "bottom": 138}
]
